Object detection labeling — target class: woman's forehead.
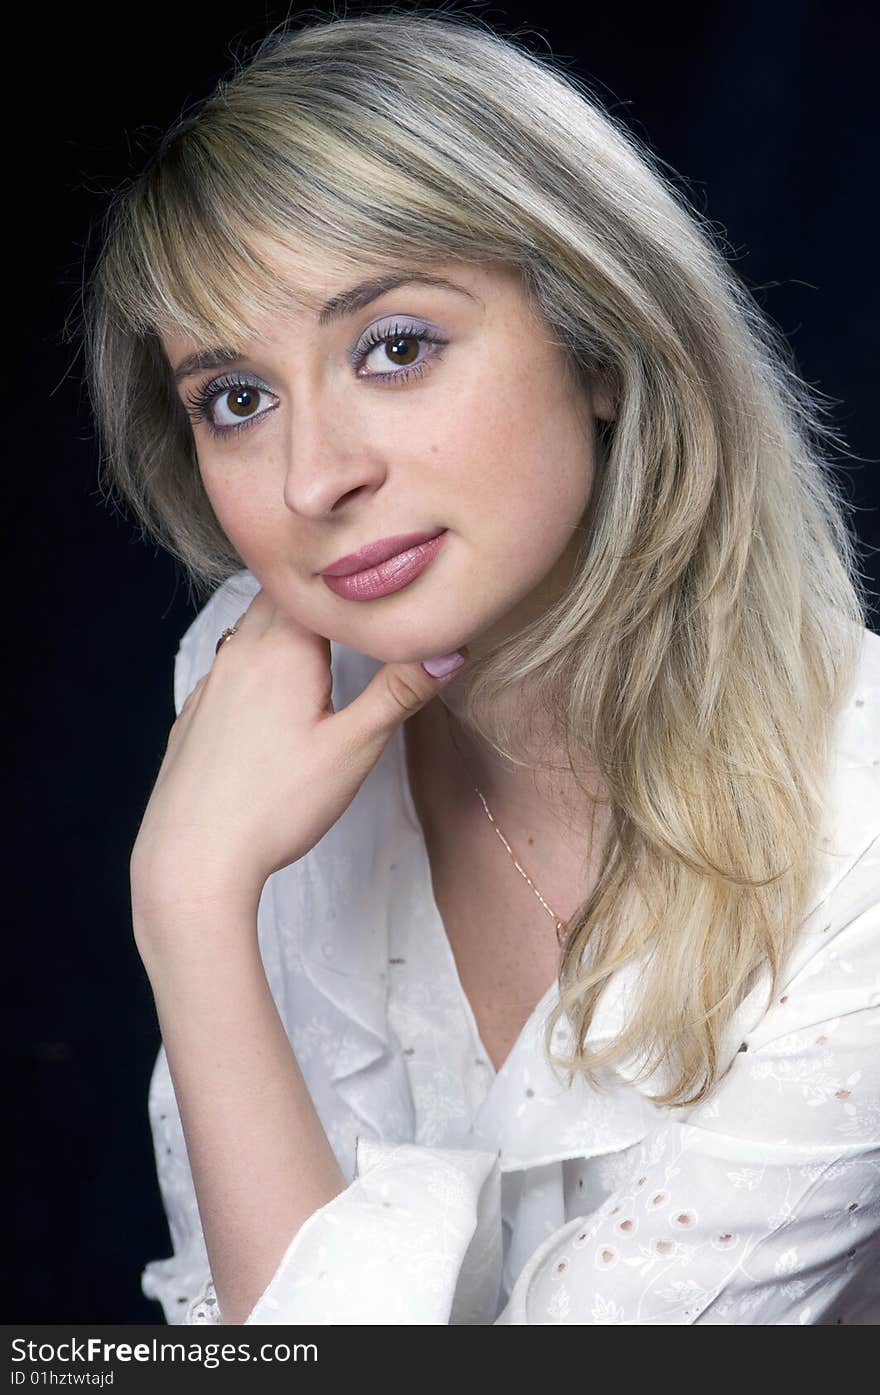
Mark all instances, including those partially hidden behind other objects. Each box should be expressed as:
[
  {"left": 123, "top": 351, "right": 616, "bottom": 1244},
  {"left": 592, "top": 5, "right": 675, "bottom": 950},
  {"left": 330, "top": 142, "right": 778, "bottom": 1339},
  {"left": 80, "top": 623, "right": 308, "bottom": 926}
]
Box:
[
  {"left": 156, "top": 244, "right": 490, "bottom": 356},
  {"left": 154, "top": 250, "right": 369, "bottom": 355}
]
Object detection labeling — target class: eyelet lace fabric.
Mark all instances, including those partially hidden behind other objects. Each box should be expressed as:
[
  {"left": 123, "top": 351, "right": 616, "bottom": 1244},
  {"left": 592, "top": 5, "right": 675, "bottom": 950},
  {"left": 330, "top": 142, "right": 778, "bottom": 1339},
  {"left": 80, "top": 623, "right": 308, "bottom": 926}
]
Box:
[
  {"left": 141, "top": 574, "right": 880, "bottom": 1326},
  {"left": 186, "top": 1278, "right": 221, "bottom": 1325}
]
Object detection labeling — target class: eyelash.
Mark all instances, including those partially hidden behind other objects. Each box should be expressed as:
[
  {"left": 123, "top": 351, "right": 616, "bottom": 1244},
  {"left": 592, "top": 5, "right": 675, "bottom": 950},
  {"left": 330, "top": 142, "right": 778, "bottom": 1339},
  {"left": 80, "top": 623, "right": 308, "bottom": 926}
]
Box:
[{"left": 183, "top": 320, "right": 449, "bottom": 441}]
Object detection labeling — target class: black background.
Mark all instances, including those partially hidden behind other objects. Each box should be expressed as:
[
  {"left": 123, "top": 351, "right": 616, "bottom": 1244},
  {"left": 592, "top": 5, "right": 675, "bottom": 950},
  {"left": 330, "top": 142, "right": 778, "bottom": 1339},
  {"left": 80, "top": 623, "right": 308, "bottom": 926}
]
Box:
[{"left": 8, "top": 0, "right": 879, "bottom": 1322}]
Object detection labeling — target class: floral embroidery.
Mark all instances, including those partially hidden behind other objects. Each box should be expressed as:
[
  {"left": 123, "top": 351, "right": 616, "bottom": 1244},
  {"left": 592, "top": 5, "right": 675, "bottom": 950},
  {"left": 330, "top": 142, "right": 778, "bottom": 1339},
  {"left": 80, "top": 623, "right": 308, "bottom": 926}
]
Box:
[{"left": 591, "top": 1294, "right": 625, "bottom": 1324}]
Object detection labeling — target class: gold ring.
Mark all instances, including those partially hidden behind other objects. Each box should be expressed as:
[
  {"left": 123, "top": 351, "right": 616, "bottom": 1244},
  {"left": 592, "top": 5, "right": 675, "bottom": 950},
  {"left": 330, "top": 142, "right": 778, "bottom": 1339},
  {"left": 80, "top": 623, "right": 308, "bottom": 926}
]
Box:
[{"left": 214, "top": 625, "right": 239, "bottom": 655}]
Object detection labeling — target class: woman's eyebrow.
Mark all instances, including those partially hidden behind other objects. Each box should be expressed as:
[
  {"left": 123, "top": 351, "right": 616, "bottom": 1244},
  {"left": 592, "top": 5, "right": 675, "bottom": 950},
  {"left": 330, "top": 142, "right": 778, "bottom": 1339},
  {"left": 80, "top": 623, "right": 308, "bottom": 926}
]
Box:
[
  {"left": 171, "top": 272, "right": 479, "bottom": 384},
  {"left": 317, "top": 270, "right": 478, "bottom": 327}
]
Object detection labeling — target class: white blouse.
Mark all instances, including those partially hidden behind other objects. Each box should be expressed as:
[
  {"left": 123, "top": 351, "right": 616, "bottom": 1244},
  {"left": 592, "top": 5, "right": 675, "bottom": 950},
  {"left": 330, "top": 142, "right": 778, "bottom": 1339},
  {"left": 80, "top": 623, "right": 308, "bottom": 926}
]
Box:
[{"left": 141, "top": 570, "right": 880, "bottom": 1325}]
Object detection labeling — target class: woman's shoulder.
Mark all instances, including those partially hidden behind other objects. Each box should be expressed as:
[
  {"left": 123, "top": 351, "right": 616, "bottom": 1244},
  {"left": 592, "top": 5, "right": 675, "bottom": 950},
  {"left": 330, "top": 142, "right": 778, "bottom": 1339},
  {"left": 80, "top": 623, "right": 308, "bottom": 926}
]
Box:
[
  {"left": 781, "top": 622, "right": 880, "bottom": 979},
  {"left": 843, "top": 621, "right": 880, "bottom": 741},
  {"left": 822, "top": 622, "right": 880, "bottom": 858},
  {"left": 171, "top": 569, "right": 381, "bottom": 714}
]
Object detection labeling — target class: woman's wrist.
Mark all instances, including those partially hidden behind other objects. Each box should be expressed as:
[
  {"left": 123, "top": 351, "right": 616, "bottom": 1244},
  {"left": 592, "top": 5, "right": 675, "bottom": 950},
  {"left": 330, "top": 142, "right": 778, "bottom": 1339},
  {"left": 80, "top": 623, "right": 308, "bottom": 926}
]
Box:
[{"left": 132, "top": 881, "right": 263, "bottom": 971}]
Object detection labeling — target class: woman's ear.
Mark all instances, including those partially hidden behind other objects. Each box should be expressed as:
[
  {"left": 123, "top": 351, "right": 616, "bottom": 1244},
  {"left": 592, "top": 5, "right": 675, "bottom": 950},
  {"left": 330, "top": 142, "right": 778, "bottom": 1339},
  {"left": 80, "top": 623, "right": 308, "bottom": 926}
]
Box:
[{"left": 591, "top": 375, "right": 617, "bottom": 424}]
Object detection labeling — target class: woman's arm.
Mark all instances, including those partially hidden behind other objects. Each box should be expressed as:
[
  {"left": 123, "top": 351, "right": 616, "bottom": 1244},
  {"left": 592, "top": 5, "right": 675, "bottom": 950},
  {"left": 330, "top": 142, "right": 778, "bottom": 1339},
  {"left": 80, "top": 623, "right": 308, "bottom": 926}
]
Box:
[
  {"left": 134, "top": 896, "right": 346, "bottom": 1327},
  {"left": 130, "top": 584, "right": 465, "bottom": 1323}
]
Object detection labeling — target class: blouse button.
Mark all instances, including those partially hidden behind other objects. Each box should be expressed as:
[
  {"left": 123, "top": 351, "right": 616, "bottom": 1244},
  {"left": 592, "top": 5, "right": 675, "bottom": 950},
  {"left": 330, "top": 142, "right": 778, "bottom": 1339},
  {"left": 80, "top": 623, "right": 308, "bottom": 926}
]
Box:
[{"left": 322, "top": 942, "right": 335, "bottom": 960}]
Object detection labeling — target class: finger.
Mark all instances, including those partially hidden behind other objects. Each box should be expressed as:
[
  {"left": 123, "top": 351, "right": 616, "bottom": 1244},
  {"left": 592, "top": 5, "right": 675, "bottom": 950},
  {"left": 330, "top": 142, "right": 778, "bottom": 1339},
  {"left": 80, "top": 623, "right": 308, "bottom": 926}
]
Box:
[
  {"left": 336, "top": 647, "right": 469, "bottom": 757},
  {"left": 213, "top": 612, "right": 257, "bottom": 658},
  {"left": 180, "top": 674, "right": 208, "bottom": 713},
  {"left": 212, "top": 587, "right": 269, "bottom": 654}
]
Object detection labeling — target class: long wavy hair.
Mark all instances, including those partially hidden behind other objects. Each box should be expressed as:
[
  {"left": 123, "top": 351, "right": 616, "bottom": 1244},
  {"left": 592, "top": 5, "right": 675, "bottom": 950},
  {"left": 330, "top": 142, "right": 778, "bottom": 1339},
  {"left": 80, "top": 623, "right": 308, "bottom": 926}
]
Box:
[{"left": 77, "top": 6, "right": 872, "bottom": 1106}]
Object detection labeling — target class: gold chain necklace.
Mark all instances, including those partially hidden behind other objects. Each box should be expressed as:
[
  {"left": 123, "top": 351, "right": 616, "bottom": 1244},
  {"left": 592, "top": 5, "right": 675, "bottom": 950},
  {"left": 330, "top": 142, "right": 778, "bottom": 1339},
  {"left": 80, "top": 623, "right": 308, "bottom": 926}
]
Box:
[{"left": 441, "top": 702, "right": 570, "bottom": 946}]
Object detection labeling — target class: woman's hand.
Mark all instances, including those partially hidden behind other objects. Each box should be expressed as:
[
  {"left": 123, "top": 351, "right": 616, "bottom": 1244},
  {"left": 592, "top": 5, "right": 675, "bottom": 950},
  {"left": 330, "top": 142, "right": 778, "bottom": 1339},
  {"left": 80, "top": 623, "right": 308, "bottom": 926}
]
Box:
[{"left": 130, "top": 586, "right": 466, "bottom": 922}]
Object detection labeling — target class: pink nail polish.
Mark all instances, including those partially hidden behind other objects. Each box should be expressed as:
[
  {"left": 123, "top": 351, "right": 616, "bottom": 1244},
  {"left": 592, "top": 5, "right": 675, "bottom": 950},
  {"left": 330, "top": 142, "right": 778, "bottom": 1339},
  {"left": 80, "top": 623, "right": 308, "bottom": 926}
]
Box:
[{"left": 422, "top": 651, "right": 465, "bottom": 678}]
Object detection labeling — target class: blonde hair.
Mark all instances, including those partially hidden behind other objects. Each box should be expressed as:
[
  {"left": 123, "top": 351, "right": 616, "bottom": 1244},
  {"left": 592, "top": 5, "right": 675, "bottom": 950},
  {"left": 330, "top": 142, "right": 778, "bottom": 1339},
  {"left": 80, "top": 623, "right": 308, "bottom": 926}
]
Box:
[{"left": 77, "top": 6, "right": 872, "bottom": 1106}]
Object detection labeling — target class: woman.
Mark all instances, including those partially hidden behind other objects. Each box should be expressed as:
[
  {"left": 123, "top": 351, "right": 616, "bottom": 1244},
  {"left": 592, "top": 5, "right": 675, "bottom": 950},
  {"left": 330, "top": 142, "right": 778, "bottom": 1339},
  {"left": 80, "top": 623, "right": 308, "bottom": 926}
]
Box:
[{"left": 79, "top": 10, "right": 879, "bottom": 1324}]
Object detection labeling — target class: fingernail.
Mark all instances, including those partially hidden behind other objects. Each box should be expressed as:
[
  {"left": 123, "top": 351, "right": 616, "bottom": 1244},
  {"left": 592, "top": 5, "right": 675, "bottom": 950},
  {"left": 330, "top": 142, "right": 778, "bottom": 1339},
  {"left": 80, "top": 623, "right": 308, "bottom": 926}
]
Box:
[{"left": 422, "top": 651, "right": 465, "bottom": 678}]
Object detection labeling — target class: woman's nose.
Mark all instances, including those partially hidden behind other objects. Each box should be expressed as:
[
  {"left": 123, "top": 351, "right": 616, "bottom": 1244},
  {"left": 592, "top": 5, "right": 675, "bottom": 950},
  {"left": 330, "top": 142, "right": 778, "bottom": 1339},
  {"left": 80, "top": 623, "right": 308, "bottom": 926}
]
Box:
[{"left": 280, "top": 409, "right": 387, "bottom": 519}]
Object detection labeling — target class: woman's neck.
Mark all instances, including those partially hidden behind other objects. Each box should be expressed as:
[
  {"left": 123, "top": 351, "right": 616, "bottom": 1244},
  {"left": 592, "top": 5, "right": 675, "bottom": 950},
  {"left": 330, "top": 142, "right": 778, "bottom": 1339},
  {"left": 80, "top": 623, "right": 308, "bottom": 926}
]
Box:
[{"left": 411, "top": 687, "right": 610, "bottom": 863}]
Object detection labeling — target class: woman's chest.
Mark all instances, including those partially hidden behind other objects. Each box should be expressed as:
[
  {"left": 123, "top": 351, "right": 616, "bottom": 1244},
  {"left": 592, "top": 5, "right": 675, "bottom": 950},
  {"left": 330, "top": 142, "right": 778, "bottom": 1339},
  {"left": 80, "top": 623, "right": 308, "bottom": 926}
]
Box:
[
  {"left": 427, "top": 851, "right": 564, "bottom": 1073},
  {"left": 403, "top": 717, "right": 594, "bottom": 1074},
  {"left": 401, "top": 703, "right": 613, "bottom": 1071}
]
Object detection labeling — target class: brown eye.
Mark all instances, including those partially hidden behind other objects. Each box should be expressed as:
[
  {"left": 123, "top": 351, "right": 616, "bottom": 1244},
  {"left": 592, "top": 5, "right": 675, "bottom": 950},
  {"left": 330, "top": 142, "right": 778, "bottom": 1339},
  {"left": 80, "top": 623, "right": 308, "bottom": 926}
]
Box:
[
  {"left": 184, "top": 373, "right": 277, "bottom": 439},
  {"left": 225, "top": 386, "right": 261, "bottom": 419},
  {"left": 353, "top": 318, "right": 448, "bottom": 381},
  {"left": 384, "top": 335, "right": 420, "bottom": 366}
]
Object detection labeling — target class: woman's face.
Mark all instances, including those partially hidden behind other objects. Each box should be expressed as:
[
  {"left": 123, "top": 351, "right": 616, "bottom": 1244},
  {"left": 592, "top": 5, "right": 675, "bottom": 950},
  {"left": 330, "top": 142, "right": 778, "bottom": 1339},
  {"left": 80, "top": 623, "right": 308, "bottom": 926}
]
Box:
[{"left": 161, "top": 256, "right": 614, "bottom": 665}]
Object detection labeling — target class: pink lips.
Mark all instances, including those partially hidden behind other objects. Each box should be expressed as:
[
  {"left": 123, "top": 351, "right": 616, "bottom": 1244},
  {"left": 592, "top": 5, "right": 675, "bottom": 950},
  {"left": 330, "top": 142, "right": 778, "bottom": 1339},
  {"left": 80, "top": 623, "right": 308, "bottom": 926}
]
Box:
[
  {"left": 320, "top": 530, "right": 449, "bottom": 601},
  {"left": 321, "top": 529, "right": 447, "bottom": 576}
]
